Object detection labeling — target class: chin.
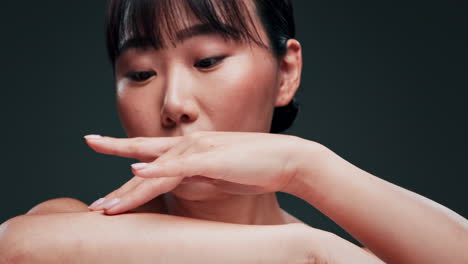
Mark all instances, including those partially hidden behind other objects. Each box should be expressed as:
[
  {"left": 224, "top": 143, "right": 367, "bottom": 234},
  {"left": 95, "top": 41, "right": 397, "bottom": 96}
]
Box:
[{"left": 170, "top": 180, "right": 233, "bottom": 201}]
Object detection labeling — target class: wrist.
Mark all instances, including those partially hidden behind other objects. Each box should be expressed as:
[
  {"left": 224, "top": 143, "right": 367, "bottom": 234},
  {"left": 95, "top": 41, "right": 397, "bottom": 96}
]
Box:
[{"left": 281, "top": 137, "right": 333, "bottom": 199}]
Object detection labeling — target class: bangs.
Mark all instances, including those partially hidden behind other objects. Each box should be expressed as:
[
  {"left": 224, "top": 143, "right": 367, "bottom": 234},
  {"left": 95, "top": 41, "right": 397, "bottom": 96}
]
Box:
[{"left": 106, "top": 0, "right": 265, "bottom": 64}]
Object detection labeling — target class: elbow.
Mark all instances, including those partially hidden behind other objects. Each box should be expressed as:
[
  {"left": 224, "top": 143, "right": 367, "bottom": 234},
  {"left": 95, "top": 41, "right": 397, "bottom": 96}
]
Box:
[{"left": 283, "top": 223, "right": 331, "bottom": 264}]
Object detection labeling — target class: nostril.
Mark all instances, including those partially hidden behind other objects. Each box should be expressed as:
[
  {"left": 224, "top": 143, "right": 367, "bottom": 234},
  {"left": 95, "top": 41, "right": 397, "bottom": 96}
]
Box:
[{"left": 181, "top": 114, "right": 190, "bottom": 122}]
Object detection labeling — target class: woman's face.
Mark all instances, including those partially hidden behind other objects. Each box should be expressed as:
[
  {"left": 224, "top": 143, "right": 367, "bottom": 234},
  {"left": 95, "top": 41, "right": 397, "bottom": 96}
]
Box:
[
  {"left": 114, "top": 12, "right": 288, "bottom": 201},
  {"left": 115, "top": 33, "right": 280, "bottom": 138}
]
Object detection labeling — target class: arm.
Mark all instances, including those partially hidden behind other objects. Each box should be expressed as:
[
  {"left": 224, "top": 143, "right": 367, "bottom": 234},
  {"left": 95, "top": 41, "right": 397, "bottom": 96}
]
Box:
[
  {"left": 284, "top": 140, "right": 468, "bottom": 264},
  {"left": 82, "top": 133, "right": 467, "bottom": 262},
  {"left": 0, "top": 211, "right": 303, "bottom": 264},
  {"left": 0, "top": 210, "right": 384, "bottom": 264}
]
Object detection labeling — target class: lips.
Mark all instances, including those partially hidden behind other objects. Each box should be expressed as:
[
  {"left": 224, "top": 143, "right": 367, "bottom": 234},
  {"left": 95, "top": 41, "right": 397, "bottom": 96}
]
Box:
[{"left": 180, "top": 175, "right": 216, "bottom": 184}]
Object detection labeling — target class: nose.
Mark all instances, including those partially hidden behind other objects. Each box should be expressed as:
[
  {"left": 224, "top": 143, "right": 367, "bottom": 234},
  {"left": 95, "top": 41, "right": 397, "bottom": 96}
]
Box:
[{"left": 160, "top": 68, "right": 199, "bottom": 128}]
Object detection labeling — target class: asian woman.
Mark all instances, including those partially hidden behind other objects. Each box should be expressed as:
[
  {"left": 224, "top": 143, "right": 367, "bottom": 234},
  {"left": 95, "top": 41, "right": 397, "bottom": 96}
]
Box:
[{"left": 1, "top": 0, "right": 467, "bottom": 263}]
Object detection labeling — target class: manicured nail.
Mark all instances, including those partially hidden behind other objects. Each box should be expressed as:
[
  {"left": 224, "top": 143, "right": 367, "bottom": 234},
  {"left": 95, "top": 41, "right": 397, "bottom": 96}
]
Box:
[
  {"left": 84, "top": 134, "right": 102, "bottom": 140},
  {"left": 88, "top": 197, "right": 105, "bottom": 209},
  {"left": 131, "top": 162, "right": 149, "bottom": 170},
  {"left": 102, "top": 198, "right": 120, "bottom": 209}
]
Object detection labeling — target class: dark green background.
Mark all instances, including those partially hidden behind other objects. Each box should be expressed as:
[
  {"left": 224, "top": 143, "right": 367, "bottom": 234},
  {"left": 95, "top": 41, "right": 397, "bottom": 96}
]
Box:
[{"left": 1, "top": 1, "right": 466, "bottom": 244}]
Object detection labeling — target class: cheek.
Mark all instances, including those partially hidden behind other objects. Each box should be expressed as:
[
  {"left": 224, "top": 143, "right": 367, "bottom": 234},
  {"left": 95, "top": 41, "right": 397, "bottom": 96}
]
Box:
[
  {"left": 200, "top": 54, "right": 279, "bottom": 132},
  {"left": 115, "top": 51, "right": 279, "bottom": 135},
  {"left": 116, "top": 87, "right": 162, "bottom": 137}
]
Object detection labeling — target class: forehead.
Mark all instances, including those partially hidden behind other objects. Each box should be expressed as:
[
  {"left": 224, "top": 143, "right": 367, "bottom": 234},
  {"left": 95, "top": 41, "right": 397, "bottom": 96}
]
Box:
[
  {"left": 108, "top": 0, "right": 267, "bottom": 61},
  {"left": 119, "top": 23, "right": 240, "bottom": 55}
]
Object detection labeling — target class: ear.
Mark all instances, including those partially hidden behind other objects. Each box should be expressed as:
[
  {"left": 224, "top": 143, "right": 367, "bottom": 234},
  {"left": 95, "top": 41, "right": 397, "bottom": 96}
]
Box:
[
  {"left": 275, "top": 39, "right": 303, "bottom": 107},
  {"left": 275, "top": 39, "right": 302, "bottom": 107}
]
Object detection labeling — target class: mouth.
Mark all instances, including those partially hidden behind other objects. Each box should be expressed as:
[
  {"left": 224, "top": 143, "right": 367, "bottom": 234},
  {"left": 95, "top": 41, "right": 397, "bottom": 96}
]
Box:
[{"left": 180, "top": 175, "right": 216, "bottom": 185}]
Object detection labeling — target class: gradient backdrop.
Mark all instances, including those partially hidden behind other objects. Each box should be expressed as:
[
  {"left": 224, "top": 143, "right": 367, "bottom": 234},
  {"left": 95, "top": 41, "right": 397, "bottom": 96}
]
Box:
[{"left": 1, "top": 1, "right": 466, "bottom": 245}]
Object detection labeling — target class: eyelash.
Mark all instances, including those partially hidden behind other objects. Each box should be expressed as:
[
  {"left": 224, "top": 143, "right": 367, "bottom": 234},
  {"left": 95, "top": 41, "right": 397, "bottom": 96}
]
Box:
[
  {"left": 125, "top": 71, "right": 156, "bottom": 82},
  {"left": 125, "top": 56, "right": 226, "bottom": 83},
  {"left": 194, "top": 56, "right": 226, "bottom": 69}
]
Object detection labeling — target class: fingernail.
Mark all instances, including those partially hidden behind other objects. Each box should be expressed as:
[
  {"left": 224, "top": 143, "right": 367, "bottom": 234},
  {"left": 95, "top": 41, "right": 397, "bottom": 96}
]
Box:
[
  {"left": 88, "top": 197, "right": 105, "bottom": 209},
  {"left": 84, "top": 134, "right": 102, "bottom": 140},
  {"left": 131, "top": 162, "right": 149, "bottom": 170},
  {"left": 102, "top": 198, "right": 120, "bottom": 209}
]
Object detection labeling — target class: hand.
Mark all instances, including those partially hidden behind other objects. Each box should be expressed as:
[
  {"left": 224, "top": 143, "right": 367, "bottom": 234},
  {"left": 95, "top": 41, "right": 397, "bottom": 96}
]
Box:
[{"left": 85, "top": 131, "right": 314, "bottom": 214}]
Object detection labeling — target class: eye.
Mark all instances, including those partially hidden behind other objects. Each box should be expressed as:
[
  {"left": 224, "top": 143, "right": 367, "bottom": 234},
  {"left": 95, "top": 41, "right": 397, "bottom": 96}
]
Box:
[
  {"left": 125, "top": 71, "right": 156, "bottom": 82},
  {"left": 194, "top": 56, "right": 226, "bottom": 69}
]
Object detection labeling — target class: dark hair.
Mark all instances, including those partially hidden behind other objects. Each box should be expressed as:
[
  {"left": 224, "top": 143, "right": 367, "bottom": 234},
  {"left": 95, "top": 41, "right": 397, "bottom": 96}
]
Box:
[{"left": 105, "top": 0, "right": 299, "bottom": 133}]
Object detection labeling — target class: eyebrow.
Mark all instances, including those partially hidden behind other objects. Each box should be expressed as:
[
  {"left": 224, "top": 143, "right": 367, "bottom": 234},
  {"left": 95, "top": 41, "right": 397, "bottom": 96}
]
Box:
[{"left": 117, "top": 23, "right": 236, "bottom": 57}]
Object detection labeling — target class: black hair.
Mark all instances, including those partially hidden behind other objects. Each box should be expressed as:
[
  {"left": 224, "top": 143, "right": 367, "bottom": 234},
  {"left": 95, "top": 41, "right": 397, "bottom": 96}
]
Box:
[{"left": 105, "top": 0, "right": 299, "bottom": 133}]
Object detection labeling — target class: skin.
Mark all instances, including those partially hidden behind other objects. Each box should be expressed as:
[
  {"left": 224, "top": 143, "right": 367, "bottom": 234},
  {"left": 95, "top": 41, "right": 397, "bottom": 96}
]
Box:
[
  {"left": 1, "top": 206, "right": 382, "bottom": 264},
  {"left": 83, "top": 132, "right": 468, "bottom": 263},
  {"left": 85, "top": 0, "right": 306, "bottom": 226},
  {"left": 100, "top": 33, "right": 301, "bottom": 224},
  {"left": 0, "top": 2, "right": 383, "bottom": 263},
  {"left": 1, "top": 1, "right": 467, "bottom": 263}
]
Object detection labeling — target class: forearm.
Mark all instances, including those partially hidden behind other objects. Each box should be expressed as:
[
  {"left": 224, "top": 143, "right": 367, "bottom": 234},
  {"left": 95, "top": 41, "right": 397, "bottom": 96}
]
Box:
[
  {"left": 0, "top": 212, "right": 311, "bottom": 264},
  {"left": 287, "top": 141, "right": 468, "bottom": 263}
]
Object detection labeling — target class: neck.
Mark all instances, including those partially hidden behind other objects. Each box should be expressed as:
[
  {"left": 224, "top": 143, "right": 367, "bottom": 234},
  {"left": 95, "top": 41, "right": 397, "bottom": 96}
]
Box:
[{"left": 162, "top": 192, "right": 287, "bottom": 225}]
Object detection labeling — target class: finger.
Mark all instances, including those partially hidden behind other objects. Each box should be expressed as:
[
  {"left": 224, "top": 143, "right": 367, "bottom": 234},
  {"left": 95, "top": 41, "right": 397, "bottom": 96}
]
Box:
[
  {"left": 104, "top": 176, "right": 183, "bottom": 215},
  {"left": 89, "top": 176, "right": 144, "bottom": 211},
  {"left": 131, "top": 153, "right": 223, "bottom": 180},
  {"left": 84, "top": 135, "right": 181, "bottom": 161}
]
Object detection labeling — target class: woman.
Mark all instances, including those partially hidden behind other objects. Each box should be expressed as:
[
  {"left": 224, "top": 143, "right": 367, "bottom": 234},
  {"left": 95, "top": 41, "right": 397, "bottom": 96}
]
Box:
[{"left": 1, "top": 0, "right": 467, "bottom": 263}]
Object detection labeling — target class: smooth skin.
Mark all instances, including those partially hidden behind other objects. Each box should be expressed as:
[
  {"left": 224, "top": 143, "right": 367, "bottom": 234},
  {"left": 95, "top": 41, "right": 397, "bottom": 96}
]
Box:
[
  {"left": 0, "top": 199, "right": 382, "bottom": 263},
  {"left": 2, "top": 0, "right": 467, "bottom": 262},
  {"left": 0, "top": 18, "right": 384, "bottom": 264},
  {"left": 85, "top": 132, "right": 468, "bottom": 264}
]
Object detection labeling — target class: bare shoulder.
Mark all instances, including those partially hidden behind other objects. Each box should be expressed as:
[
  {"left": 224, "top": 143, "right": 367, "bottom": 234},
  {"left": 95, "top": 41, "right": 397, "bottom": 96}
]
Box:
[
  {"left": 25, "top": 196, "right": 166, "bottom": 216},
  {"left": 26, "top": 197, "right": 90, "bottom": 215},
  {"left": 0, "top": 211, "right": 283, "bottom": 263},
  {"left": 0, "top": 211, "right": 167, "bottom": 263}
]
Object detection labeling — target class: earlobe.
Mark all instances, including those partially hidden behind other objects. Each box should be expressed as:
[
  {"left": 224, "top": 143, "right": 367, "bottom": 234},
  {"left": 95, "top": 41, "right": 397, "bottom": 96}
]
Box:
[{"left": 275, "top": 39, "right": 303, "bottom": 107}]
